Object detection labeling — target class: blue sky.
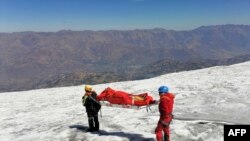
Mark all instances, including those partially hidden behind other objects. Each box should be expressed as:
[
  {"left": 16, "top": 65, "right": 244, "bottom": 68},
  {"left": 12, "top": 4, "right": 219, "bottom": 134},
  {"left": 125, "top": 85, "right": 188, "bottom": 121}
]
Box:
[{"left": 0, "top": 0, "right": 250, "bottom": 32}]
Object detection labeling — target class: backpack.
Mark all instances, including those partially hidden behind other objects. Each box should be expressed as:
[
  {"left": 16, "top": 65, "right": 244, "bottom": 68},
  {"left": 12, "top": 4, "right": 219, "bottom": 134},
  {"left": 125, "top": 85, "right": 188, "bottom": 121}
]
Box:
[
  {"left": 88, "top": 95, "right": 101, "bottom": 112},
  {"left": 96, "top": 101, "right": 101, "bottom": 111}
]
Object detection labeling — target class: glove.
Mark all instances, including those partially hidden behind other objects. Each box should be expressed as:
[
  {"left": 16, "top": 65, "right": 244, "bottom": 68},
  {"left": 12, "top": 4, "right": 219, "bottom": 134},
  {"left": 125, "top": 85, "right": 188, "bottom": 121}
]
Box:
[{"left": 150, "top": 100, "right": 158, "bottom": 104}]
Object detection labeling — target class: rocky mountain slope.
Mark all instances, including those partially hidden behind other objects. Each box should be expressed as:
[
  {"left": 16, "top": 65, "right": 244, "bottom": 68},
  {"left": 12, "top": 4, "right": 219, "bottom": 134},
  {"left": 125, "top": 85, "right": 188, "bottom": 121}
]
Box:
[{"left": 1, "top": 25, "right": 250, "bottom": 92}]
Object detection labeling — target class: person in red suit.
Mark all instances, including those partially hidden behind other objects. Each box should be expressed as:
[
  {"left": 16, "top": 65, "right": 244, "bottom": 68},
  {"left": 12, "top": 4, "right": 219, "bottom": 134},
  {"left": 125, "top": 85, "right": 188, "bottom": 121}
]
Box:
[{"left": 155, "top": 86, "right": 175, "bottom": 141}]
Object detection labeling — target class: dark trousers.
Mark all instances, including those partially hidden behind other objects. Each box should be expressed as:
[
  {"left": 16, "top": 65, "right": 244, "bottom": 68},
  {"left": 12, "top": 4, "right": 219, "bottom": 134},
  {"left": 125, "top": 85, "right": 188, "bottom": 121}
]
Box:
[{"left": 87, "top": 114, "right": 99, "bottom": 131}]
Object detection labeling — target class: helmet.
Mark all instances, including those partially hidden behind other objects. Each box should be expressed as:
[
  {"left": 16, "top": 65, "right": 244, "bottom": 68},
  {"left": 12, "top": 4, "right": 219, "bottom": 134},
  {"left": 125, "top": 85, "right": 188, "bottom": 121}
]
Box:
[
  {"left": 158, "top": 86, "right": 169, "bottom": 93},
  {"left": 85, "top": 85, "right": 92, "bottom": 92}
]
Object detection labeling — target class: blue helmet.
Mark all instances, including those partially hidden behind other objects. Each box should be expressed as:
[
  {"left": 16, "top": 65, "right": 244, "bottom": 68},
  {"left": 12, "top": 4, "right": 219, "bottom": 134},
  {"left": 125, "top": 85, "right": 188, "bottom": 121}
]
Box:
[{"left": 158, "top": 86, "right": 169, "bottom": 93}]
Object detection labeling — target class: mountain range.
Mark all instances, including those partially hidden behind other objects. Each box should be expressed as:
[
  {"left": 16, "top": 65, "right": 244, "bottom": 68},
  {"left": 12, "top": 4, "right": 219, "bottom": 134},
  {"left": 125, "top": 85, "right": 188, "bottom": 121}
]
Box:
[{"left": 1, "top": 24, "right": 250, "bottom": 92}]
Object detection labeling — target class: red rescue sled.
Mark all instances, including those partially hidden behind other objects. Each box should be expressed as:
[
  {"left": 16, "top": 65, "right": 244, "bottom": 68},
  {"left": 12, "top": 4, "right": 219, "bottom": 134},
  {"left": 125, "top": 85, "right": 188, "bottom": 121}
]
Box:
[{"left": 97, "top": 87, "right": 156, "bottom": 109}]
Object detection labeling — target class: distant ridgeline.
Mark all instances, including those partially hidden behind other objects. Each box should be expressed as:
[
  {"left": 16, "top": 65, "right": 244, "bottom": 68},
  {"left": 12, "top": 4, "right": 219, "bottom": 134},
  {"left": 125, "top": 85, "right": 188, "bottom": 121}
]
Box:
[{"left": 1, "top": 25, "right": 250, "bottom": 92}]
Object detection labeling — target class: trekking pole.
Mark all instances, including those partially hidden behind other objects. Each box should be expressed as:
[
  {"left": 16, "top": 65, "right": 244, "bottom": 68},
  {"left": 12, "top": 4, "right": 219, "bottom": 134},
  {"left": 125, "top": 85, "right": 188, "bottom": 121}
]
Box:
[
  {"left": 146, "top": 105, "right": 152, "bottom": 112},
  {"left": 100, "top": 109, "right": 102, "bottom": 118}
]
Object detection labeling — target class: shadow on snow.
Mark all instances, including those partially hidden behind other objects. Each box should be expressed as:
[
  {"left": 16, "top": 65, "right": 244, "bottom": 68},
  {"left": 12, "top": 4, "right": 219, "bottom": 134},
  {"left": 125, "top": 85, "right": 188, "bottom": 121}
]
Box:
[{"left": 69, "top": 125, "right": 155, "bottom": 141}]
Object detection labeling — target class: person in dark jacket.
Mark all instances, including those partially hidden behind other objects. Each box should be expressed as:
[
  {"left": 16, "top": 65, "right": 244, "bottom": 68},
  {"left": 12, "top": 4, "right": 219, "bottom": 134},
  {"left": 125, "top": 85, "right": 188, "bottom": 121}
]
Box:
[{"left": 82, "top": 85, "right": 101, "bottom": 132}]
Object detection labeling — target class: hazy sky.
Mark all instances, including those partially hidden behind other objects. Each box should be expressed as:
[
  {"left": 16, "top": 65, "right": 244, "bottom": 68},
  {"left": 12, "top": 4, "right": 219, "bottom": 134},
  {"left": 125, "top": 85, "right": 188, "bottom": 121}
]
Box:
[{"left": 1, "top": 0, "right": 250, "bottom": 32}]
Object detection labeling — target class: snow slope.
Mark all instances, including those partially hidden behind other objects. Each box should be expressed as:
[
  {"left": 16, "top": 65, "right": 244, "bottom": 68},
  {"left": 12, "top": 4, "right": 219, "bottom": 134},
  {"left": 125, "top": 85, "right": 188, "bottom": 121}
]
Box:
[{"left": 1, "top": 62, "right": 250, "bottom": 141}]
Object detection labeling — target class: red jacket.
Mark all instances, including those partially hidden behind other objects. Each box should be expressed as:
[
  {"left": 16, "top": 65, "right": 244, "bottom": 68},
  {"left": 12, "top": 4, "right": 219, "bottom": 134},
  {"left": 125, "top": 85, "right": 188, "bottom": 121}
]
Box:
[{"left": 159, "top": 93, "right": 175, "bottom": 121}]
